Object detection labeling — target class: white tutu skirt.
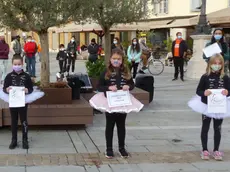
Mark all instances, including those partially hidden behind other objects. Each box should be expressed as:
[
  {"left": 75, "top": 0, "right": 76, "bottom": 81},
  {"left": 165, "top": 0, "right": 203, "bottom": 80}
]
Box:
[
  {"left": 188, "top": 95, "right": 230, "bottom": 119},
  {"left": 89, "top": 92, "right": 144, "bottom": 113},
  {"left": 0, "top": 87, "right": 45, "bottom": 104}
]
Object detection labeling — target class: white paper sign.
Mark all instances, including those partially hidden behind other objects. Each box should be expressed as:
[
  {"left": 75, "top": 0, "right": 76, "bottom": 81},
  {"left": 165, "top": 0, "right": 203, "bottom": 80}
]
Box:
[
  {"left": 9, "top": 86, "right": 25, "bottom": 108},
  {"left": 106, "top": 90, "right": 132, "bottom": 108},
  {"left": 203, "top": 43, "right": 222, "bottom": 58},
  {"left": 208, "top": 89, "right": 227, "bottom": 113}
]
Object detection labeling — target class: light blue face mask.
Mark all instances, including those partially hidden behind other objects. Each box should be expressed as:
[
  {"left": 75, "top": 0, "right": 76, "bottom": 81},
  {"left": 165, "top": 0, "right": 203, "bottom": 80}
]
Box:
[
  {"left": 211, "top": 64, "right": 222, "bottom": 71},
  {"left": 214, "top": 35, "right": 222, "bottom": 40},
  {"left": 177, "top": 36, "right": 182, "bottom": 39}
]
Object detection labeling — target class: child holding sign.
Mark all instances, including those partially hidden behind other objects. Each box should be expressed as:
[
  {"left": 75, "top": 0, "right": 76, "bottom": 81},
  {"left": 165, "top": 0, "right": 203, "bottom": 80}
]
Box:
[
  {"left": 188, "top": 54, "right": 230, "bottom": 160},
  {"left": 90, "top": 48, "right": 143, "bottom": 159},
  {"left": 3, "top": 55, "right": 34, "bottom": 149}
]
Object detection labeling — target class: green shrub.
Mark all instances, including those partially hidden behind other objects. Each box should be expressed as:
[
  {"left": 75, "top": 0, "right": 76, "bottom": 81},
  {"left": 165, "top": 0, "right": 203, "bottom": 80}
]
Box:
[{"left": 85, "top": 59, "right": 106, "bottom": 79}]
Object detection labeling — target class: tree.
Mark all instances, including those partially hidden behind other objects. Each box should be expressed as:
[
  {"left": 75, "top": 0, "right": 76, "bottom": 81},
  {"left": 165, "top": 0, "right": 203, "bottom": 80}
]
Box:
[
  {"left": 0, "top": 0, "right": 83, "bottom": 87},
  {"left": 80, "top": 0, "right": 147, "bottom": 63}
]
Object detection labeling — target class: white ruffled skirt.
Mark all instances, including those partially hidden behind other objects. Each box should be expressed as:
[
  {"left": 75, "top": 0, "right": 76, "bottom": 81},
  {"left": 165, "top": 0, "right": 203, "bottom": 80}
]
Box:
[
  {"left": 0, "top": 87, "right": 45, "bottom": 104},
  {"left": 89, "top": 92, "right": 144, "bottom": 113},
  {"left": 188, "top": 95, "right": 230, "bottom": 119}
]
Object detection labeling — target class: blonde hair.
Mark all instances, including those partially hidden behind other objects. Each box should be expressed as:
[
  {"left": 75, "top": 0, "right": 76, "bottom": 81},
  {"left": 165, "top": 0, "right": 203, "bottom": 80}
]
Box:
[{"left": 206, "top": 53, "right": 225, "bottom": 78}]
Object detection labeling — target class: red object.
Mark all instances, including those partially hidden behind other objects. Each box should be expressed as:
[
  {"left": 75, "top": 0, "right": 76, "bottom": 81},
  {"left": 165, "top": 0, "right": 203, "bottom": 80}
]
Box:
[
  {"left": 24, "top": 42, "right": 37, "bottom": 57},
  {"left": 0, "top": 42, "right": 9, "bottom": 59},
  {"left": 98, "top": 46, "right": 102, "bottom": 55}
]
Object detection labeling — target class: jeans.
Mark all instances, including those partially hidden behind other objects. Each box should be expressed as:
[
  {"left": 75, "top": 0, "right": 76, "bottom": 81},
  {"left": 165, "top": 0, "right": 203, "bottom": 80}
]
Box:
[
  {"left": 0, "top": 59, "right": 8, "bottom": 81},
  {"left": 89, "top": 54, "right": 98, "bottom": 63},
  {"left": 26, "top": 56, "right": 36, "bottom": 77}
]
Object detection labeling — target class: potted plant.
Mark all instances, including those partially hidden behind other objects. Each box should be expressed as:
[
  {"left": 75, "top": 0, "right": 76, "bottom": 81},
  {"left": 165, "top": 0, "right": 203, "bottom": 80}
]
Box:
[
  {"left": 86, "top": 58, "right": 106, "bottom": 90},
  {"left": 32, "top": 81, "right": 72, "bottom": 104}
]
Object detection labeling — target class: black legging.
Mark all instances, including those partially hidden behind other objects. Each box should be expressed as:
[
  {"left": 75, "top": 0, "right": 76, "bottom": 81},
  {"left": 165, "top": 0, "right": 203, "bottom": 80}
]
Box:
[
  {"left": 10, "top": 105, "right": 28, "bottom": 141},
  {"left": 59, "top": 60, "right": 67, "bottom": 74},
  {"left": 105, "top": 113, "right": 127, "bottom": 150},
  {"left": 130, "top": 62, "right": 139, "bottom": 79},
  {"left": 67, "top": 57, "right": 76, "bottom": 73},
  {"left": 201, "top": 115, "right": 223, "bottom": 151}
]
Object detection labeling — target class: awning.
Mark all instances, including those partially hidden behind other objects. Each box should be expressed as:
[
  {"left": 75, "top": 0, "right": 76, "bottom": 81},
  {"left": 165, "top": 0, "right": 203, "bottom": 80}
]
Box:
[
  {"left": 54, "top": 22, "right": 150, "bottom": 33},
  {"left": 148, "top": 19, "right": 173, "bottom": 29}
]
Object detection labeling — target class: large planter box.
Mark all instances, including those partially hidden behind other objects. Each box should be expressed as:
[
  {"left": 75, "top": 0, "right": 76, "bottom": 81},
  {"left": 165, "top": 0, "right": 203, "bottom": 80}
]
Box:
[{"left": 33, "top": 86, "right": 72, "bottom": 104}]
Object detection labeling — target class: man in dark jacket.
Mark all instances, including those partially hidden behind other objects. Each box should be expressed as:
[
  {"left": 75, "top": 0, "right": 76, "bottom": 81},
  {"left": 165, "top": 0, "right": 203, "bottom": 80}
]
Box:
[
  {"left": 0, "top": 37, "right": 9, "bottom": 84},
  {"left": 12, "top": 35, "right": 22, "bottom": 55},
  {"left": 171, "top": 32, "right": 188, "bottom": 81},
  {"left": 67, "top": 36, "right": 77, "bottom": 74},
  {"left": 88, "top": 38, "right": 99, "bottom": 63}
]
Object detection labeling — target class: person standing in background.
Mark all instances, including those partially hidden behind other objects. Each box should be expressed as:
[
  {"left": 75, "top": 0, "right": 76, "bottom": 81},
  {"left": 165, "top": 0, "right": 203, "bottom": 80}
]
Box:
[
  {"left": 111, "top": 37, "right": 123, "bottom": 51},
  {"left": 88, "top": 38, "right": 99, "bottom": 63},
  {"left": 11, "top": 35, "right": 22, "bottom": 55},
  {"left": 0, "top": 37, "right": 9, "bottom": 84},
  {"left": 171, "top": 32, "right": 188, "bottom": 81},
  {"left": 139, "top": 38, "right": 150, "bottom": 71},
  {"left": 67, "top": 36, "right": 77, "bottom": 75}
]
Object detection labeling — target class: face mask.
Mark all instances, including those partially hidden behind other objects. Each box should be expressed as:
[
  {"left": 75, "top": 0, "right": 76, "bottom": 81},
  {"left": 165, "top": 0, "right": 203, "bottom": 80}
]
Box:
[
  {"left": 214, "top": 35, "right": 222, "bottom": 40},
  {"left": 133, "top": 42, "right": 137, "bottom": 45},
  {"left": 111, "top": 59, "right": 122, "bottom": 67},
  {"left": 113, "top": 41, "right": 118, "bottom": 44},
  {"left": 60, "top": 48, "right": 64, "bottom": 51},
  {"left": 31, "top": 40, "right": 35, "bottom": 42},
  {"left": 177, "top": 36, "right": 182, "bottom": 39},
  {"left": 13, "top": 65, "right": 23, "bottom": 72},
  {"left": 211, "top": 64, "right": 222, "bottom": 71},
  {"left": 27, "top": 40, "right": 31, "bottom": 42},
  {"left": 71, "top": 39, "right": 75, "bottom": 42}
]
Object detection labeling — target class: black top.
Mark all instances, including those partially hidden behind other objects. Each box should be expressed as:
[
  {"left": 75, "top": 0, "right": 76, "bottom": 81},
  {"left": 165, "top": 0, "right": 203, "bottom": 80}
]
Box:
[
  {"left": 56, "top": 50, "right": 68, "bottom": 61},
  {"left": 88, "top": 44, "right": 99, "bottom": 55},
  {"left": 3, "top": 71, "right": 33, "bottom": 94},
  {"left": 196, "top": 73, "right": 230, "bottom": 104},
  {"left": 67, "top": 42, "right": 77, "bottom": 54},
  {"left": 98, "top": 69, "right": 134, "bottom": 96},
  {"left": 171, "top": 40, "right": 188, "bottom": 58}
]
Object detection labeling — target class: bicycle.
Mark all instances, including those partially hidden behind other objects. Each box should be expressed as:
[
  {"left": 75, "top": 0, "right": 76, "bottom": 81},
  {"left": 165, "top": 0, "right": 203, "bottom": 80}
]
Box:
[{"left": 138, "top": 51, "right": 164, "bottom": 76}]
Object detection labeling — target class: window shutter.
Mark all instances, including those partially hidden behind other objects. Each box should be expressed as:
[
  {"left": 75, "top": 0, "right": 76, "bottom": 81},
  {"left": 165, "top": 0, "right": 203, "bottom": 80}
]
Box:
[
  {"left": 164, "top": 0, "right": 168, "bottom": 13},
  {"left": 191, "top": 0, "right": 201, "bottom": 12}
]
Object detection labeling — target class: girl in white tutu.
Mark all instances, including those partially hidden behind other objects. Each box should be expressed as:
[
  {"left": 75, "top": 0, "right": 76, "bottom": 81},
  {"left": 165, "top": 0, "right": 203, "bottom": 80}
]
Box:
[
  {"left": 90, "top": 48, "right": 143, "bottom": 159},
  {"left": 188, "top": 54, "right": 230, "bottom": 160},
  {"left": 2, "top": 55, "right": 43, "bottom": 150}
]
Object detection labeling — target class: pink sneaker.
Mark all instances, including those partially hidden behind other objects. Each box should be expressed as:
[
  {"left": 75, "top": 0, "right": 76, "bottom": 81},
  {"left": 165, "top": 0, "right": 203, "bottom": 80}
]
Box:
[
  {"left": 213, "top": 151, "right": 223, "bottom": 161},
  {"left": 201, "top": 150, "right": 210, "bottom": 160}
]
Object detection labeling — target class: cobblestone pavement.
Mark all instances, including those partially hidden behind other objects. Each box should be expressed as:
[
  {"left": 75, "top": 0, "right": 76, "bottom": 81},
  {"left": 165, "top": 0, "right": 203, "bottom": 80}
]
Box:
[{"left": 1, "top": 54, "right": 230, "bottom": 171}]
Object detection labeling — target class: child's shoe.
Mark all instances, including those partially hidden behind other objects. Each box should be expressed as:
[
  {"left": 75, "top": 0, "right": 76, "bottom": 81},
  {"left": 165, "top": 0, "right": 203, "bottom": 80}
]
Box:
[
  {"left": 119, "top": 148, "right": 129, "bottom": 158},
  {"left": 201, "top": 150, "right": 210, "bottom": 160},
  {"left": 9, "top": 140, "right": 17, "bottom": 149},
  {"left": 105, "top": 149, "right": 114, "bottom": 159},
  {"left": 213, "top": 151, "right": 223, "bottom": 161},
  {"left": 22, "top": 139, "right": 29, "bottom": 149}
]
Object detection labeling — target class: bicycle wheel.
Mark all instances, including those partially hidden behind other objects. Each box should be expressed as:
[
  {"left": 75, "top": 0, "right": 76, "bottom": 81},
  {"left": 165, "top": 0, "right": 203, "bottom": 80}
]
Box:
[{"left": 148, "top": 59, "right": 164, "bottom": 75}]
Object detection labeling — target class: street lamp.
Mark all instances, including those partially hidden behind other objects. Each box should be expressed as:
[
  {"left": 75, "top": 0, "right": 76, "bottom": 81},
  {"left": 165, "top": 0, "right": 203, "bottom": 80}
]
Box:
[{"left": 195, "top": 0, "right": 211, "bottom": 34}]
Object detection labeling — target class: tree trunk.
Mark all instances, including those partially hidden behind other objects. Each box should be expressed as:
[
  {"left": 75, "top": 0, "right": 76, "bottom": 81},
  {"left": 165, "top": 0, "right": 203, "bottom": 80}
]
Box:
[
  {"left": 104, "top": 28, "right": 111, "bottom": 64},
  {"left": 39, "top": 32, "right": 50, "bottom": 87}
]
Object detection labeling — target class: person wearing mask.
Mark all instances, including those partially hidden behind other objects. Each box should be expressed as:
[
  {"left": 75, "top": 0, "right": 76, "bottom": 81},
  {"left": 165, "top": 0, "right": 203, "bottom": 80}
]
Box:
[
  {"left": 24, "top": 36, "right": 37, "bottom": 78},
  {"left": 111, "top": 37, "right": 123, "bottom": 51},
  {"left": 127, "top": 38, "right": 142, "bottom": 78},
  {"left": 0, "top": 37, "right": 9, "bottom": 84},
  {"left": 67, "top": 36, "right": 77, "bottom": 74},
  {"left": 88, "top": 38, "right": 99, "bottom": 63},
  {"left": 203, "top": 28, "right": 229, "bottom": 74},
  {"left": 139, "top": 38, "right": 150, "bottom": 71},
  {"left": 56, "top": 44, "right": 68, "bottom": 77},
  {"left": 11, "top": 35, "right": 22, "bottom": 55},
  {"left": 171, "top": 32, "right": 188, "bottom": 81}
]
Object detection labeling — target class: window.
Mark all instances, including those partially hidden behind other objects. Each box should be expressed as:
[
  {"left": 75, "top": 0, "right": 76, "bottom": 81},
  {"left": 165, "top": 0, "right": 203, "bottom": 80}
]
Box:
[
  {"left": 191, "top": 0, "right": 201, "bottom": 12},
  {"left": 159, "top": 0, "right": 168, "bottom": 14},
  {"left": 153, "top": 2, "right": 158, "bottom": 14}
]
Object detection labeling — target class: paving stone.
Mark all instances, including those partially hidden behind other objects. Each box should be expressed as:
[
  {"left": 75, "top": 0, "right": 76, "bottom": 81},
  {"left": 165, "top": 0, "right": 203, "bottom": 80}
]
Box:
[
  {"left": 85, "top": 165, "right": 100, "bottom": 172},
  {"left": 0, "top": 167, "right": 25, "bottom": 172},
  {"left": 26, "top": 166, "right": 85, "bottom": 172},
  {"left": 98, "top": 165, "right": 112, "bottom": 172},
  {"left": 110, "top": 164, "right": 142, "bottom": 172}
]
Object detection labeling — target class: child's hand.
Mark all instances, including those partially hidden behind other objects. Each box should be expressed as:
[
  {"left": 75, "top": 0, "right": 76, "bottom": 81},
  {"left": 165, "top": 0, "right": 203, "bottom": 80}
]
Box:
[
  {"left": 222, "top": 89, "right": 228, "bottom": 96},
  {"left": 122, "top": 85, "right": 130, "bottom": 91},
  {"left": 23, "top": 88, "right": 28, "bottom": 94},
  {"left": 108, "top": 85, "right": 117, "bottom": 92},
  {"left": 6, "top": 87, "right": 12, "bottom": 93},
  {"left": 204, "top": 90, "right": 212, "bottom": 96}
]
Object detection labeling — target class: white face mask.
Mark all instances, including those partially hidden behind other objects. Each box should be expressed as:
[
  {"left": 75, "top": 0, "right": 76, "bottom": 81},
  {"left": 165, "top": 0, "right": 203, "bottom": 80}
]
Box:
[
  {"left": 60, "top": 48, "right": 65, "bottom": 51},
  {"left": 113, "top": 41, "right": 118, "bottom": 44},
  {"left": 71, "top": 39, "right": 75, "bottom": 42}
]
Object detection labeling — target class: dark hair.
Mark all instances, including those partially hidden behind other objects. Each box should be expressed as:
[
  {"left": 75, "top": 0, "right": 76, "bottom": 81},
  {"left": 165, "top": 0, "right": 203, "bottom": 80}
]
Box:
[
  {"left": 131, "top": 38, "right": 140, "bottom": 53},
  {"left": 91, "top": 38, "right": 96, "bottom": 43},
  {"left": 105, "top": 48, "right": 131, "bottom": 80},
  {"left": 176, "top": 32, "right": 182, "bottom": 36},
  {"left": 27, "top": 36, "right": 32, "bottom": 39},
  {"left": 71, "top": 36, "right": 75, "bottom": 39},
  {"left": 59, "top": 44, "right": 65, "bottom": 48},
  {"left": 211, "top": 28, "right": 227, "bottom": 55},
  {"left": 12, "top": 54, "right": 23, "bottom": 63}
]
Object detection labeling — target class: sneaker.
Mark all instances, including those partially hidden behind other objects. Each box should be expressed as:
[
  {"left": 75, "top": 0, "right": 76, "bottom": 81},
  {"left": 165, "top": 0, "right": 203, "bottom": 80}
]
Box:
[
  {"left": 181, "top": 78, "right": 184, "bottom": 82},
  {"left": 119, "top": 148, "right": 129, "bottom": 158},
  {"left": 213, "top": 151, "right": 223, "bottom": 161},
  {"left": 172, "top": 78, "right": 178, "bottom": 81},
  {"left": 9, "top": 140, "right": 17, "bottom": 150},
  {"left": 105, "top": 149, "right": 114, "bottom": 159},
  {"left": 142, "top": 66, "right": 147, "bottom": 70},
  {"left": 201, "top": 150, "right": 210, "bottom": 160},
  {"left": 22, "top": 140, "right": 29, "bottom": 149}
]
